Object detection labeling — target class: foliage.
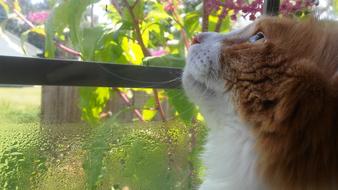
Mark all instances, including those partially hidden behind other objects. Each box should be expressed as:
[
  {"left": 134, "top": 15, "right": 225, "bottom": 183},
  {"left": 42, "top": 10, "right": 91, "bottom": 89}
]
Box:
[
  {"left": 83, "top": 119, "right": 207, "bottom": 190},
  {"left": 203, "top": 0, "right": 316, "bottom": 21},
  {"left": 0, "top": 1, "right": 321, "bottom": 189},
  {"left": 44, "top": 0, "right": 317, "bottom": 123},
  {"left": 0, "top": 135, "right": 47, "bottom": 190},
  {"left": 0, "top": 99, "right": 207, "bottom": 190},
  {"left": 79, "top": 87, "right": 111, "bottom": 125},
  {"left": 0, "top": 88, "right": 46, "bottom": 190},
  {"left": 43, "top": 0, "right": 216, "bottom": 123},
  {"left": 83, "top": 118, "right": 113, "bottom": 189},
  {"left": 44, "top": 0, "right": 100, "bottom": 58},
  {"left": 0, "top": 0, "right": 8, "bottom": 23}
]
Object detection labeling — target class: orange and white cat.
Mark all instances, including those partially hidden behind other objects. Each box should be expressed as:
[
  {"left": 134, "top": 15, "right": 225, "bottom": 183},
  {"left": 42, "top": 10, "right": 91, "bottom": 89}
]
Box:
[{"left": 183, "top": 17, "right": 338, "bottom": 190}]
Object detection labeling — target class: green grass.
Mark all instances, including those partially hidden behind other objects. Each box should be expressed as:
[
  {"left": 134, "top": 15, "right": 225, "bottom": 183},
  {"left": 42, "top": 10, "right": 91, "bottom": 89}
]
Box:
[
  {"left": 0, "top": 86, "right": 206, "bottom": 190},
  {"left": 0, "top": 86, "right": 40, "bottom": 125}
]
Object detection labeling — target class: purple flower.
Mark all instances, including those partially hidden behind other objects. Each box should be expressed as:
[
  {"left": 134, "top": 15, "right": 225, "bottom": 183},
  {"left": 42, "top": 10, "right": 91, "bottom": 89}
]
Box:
[{"left": 205, "top": 0, "right": 316, "bottom": 21}]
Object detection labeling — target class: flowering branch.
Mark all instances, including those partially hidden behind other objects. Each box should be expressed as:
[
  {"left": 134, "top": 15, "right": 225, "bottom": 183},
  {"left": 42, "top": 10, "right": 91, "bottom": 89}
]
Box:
[
  {"left": 112, "top": 0, "right": 167, "bottom": 122},
  {"left": 165, "top": 2, "right": 190, "bottom": 49},
  {"left": 202, "top": 0, "right": 210, "bottom": 32},
  {"left": 13, "top": 6, "right": 145, "bottom": 122},
  {"left": 13, "top": 9, "right": 81, "bottom": 56},
  {"left": 14, "top": 9, "right": 34, "bottom": 28},
  {"left": 206, "top": 0, "right": 317, "bottom": 22},
  {"left": 121, "top": 0, "right": 151, "bottom": 56}
]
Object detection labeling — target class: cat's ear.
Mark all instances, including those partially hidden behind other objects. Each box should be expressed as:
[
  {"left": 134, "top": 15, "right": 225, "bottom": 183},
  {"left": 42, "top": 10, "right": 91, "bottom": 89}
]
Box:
[{"left": 273, "top": 59, "right": 333, "bottom": 127}]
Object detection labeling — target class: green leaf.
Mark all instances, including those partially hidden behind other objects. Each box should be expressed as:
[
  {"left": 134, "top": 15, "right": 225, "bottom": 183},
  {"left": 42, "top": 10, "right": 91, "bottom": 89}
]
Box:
[
  {"left": 133, "top": 0, "right": 145, "bottom": 21},
  {"left": 142, "top": 25, "right": 150, "bottom": 47},
  {"left": 165, "top": 89, "right": 198, "bottom": 124},
  {"left": 45, "top": 0, "right": 99, "bottom": 58},
  {"left": 208, "top": 14, "right": 231, "bottom": 32},
  {"left": 93, "top": 28, "right": 128, "bottom": 63},
  {"left": 79, "top": 87, "right": 111, "bottom": 124},
  {"left": 142, "top": 97, "right": 157, "bottom": 121},
  {"left": 183, "top": 11, "right": 201, "bottom": 38},
  {"left": 0, "top": 1, "right": 9, "bottom": 13},
  {"left": 83, "top": 120, "right": 115, "bottom": 189},
  {"left": 121, "top": 7, "right": 134, "bottom": 25},
  {"left": 143, "top": 54, "right": 185, "bottom": 68},
  {"left": 121, "top": 37, "right": 144, "bottom": 64},
  {"left": 146, "top": 5, "right": 170, "bottom": 20},
  {"left": 80, "top": 27, "right": 105, "bottom": 61},
  {"left": 20, "top": 30, "right": 30, "bottom": 55}
]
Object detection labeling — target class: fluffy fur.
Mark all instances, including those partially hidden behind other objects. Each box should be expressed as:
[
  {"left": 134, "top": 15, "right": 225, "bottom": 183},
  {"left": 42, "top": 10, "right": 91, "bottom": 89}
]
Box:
[{"left": 183, "top": 17, "right": 338, "bottom": 190}]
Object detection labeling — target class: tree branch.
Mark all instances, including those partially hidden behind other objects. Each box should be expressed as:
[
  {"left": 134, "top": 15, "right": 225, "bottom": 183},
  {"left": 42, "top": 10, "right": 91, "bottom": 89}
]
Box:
[
  {"left": 214, "top": 17, "right": 223, "bottom": 32},
  {"left": 121, "top": 0, "right": 151, "bottom": 56},
  {"left": 115, "top": 88, "right": 144, "bottom": 122},
  {"left": 172, "top": 11, "right": 190, "bottom": 49},
  {"left": 14, "top": 9, "right": 81, "bottom": 56},
  {"left": 110, "top": 0, "right": 123, "bottom": 16},
  {"left": 202, "top": 0, "right": 209, "bottom": 32},
  {"left": 120, "top": 0, "right": 167, "bottom": 121},
  {"left": 14, "top": 6, "right": 145, "bottom": 122},
  {"left": 153, "top": 89, "right": 166, "bottom": 122}
]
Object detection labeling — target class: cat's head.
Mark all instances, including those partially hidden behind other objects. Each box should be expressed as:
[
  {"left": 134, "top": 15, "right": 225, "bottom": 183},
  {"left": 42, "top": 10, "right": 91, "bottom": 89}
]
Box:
[
  {"left": 183, "top": 16, "right": 338, "bottom": 131},
  {"left": 183, "top": 16, "right": 338, "bottom": 188}
]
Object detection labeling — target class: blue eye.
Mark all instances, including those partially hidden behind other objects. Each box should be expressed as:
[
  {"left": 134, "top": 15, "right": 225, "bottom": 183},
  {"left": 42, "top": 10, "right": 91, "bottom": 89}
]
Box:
[{"left": 249, "top": 32, "right": 265, "bottom": 43}]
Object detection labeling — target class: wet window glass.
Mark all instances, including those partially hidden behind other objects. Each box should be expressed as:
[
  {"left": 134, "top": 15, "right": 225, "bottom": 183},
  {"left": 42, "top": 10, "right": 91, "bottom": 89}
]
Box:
[{"left": 0, "top": 0, "right": 328, "bottom": 189}]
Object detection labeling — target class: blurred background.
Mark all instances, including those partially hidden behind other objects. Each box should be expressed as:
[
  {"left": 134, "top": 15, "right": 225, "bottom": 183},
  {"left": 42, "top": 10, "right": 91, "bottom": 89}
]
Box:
[{"left": 0, "top": 0, "right": 332, "bottom": 189}]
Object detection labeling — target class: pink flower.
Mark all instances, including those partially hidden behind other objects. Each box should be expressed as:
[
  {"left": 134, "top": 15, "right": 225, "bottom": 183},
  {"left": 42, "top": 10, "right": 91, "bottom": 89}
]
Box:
[
  {"left": 164, "top": 3, "right": 175, "bottom": 12},
  {"left": 27, "top": 11, "right": 49, "bottom": 24},
  {"left": 205, "top": 0, "right": 316, "bottom": 21},
  {"left": 249, "top": 14, "right": 256, "bottom": 20},
  {"left": 150, "top": 49, "right": 167, "bottom": 57}
]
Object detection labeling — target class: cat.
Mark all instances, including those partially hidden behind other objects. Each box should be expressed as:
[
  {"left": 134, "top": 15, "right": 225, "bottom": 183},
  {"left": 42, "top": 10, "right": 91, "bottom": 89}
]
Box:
[{"left": 183, "top": 16, "right": 338, "bottom": 190}]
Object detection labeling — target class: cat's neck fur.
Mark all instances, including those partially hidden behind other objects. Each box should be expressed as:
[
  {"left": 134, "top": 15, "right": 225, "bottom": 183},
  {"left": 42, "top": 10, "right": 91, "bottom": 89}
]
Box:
[{"left": 197, "top": 95, "right": 265, "bottom": 190}]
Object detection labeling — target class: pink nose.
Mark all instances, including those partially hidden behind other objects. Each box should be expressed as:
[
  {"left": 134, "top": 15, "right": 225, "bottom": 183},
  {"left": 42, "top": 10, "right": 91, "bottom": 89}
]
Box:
[{"left": 191, "top": 35, "right": 201, "bottom": 45}]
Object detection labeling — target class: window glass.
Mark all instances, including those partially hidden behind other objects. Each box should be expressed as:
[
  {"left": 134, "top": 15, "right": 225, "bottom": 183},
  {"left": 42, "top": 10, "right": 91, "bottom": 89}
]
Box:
[{"left": 0, "top": 0, "right": 329, "bottom": 189}]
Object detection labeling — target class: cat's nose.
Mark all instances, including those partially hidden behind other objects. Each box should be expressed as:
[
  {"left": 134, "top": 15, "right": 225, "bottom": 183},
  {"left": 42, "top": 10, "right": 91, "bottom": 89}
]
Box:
[
  {"left": 191, "top": 35, "right": 202, "bottom": 45},
  {"left": 191, "top": 32, "right": 222, "bottom": 45}
]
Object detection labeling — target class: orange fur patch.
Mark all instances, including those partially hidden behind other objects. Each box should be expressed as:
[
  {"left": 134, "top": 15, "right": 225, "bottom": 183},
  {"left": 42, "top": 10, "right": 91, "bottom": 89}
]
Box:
[{"left": 220, "top": 17, "right": 338, "bottom": 189}]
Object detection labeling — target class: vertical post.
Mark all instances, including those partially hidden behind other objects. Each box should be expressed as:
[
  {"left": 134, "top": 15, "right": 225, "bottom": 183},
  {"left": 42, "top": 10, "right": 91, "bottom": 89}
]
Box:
[{"left": 263, "top": 0, "right": 280, "bottom": 16}]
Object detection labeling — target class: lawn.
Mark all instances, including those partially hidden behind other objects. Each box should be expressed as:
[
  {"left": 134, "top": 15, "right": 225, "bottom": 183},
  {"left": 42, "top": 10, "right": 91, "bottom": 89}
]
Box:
[
  {"left": 0, "top": 86, "right": 206, "bottom": 190},
  {"left": 0, "top": 86, "right": 41, "bottom": 125}
]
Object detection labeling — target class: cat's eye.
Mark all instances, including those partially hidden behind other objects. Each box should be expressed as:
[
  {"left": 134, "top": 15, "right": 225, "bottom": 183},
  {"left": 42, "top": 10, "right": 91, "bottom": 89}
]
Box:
[{"left": 249, "top": 32, "right": 265, "bottom": 43}]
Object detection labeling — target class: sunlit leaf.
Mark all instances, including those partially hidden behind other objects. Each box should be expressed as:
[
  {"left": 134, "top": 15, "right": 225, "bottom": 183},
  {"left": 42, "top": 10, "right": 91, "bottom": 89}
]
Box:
[
  {"left": 165, "top": 89, "right": 197, "bottom": 124},
  {"left": 79, "top": 87, "right": 111, "bottom": 124},
  {"left": 183, "top": 11, "right": 201, "bottom": 38},
  {"left": 143, "top": 54, "right": 185, "bottom": 68},
  {"left": 0, "top": 1, "right": 9, "bottom": 13},
  {"left": 142, "top": 97, "right": 157, "bottom": 121},
  {"left": 13, "top": 0, "right": 21, "bottom": 12},
  {"left": 94, "top": 28, "right": 129, "bottom": 63},
  {"left": 142, "top": 26, "right": 149, "bottom": 47},
  {"left": 146, "top": 5, "right": 170, "bottom": 20},
  {"left": 121, "top": 37, "right": 144, "bottom": 64},
  {"left": 208, "top": 14, "right": 231, "bottom": 32}
]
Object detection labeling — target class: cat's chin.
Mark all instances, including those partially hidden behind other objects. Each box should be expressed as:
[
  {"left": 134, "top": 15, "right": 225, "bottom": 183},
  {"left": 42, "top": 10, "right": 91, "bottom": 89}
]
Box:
[{"left": 182, "top": 73, "right": 216, "bottom": 97}]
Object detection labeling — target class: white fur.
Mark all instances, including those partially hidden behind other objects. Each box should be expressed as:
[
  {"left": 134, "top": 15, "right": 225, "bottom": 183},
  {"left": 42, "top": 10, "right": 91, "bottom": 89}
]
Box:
[{"left": 183, "top": 32, "right": 265, "bottom": 190}]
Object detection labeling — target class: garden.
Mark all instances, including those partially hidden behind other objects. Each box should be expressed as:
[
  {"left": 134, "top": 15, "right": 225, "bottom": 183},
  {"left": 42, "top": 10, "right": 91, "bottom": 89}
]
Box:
[{"left": 0, "top": 0, "right": 326, "bottom": 189}]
